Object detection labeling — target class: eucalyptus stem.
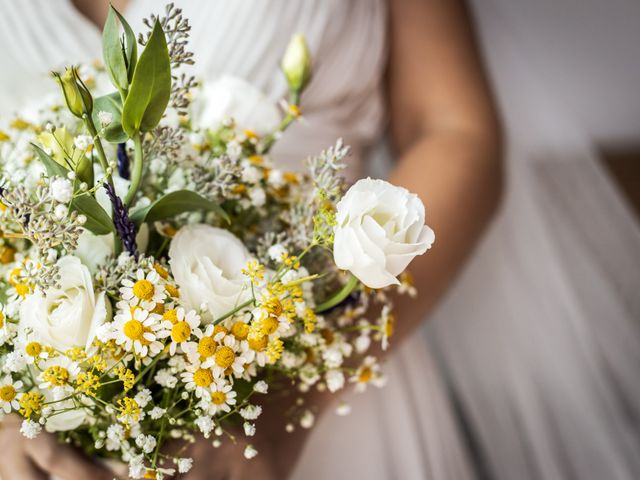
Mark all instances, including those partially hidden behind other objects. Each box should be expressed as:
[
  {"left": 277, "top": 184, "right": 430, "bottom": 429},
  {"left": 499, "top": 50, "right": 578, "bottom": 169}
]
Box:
[
  {"left": 314, "top": 274, "right": 359, "bottom": 313},
  {"left": 124, "top": 132, "right": 144, "bottom": 206}
]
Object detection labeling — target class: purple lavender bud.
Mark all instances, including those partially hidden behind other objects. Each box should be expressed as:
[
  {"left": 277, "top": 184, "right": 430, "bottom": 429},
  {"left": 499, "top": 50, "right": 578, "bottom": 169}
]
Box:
[
  {"left": 117, "top": 143, "right": 130, "bottom": 180},
  {"left": 103, "top": 181, "right": 138, "bottom": 258}
]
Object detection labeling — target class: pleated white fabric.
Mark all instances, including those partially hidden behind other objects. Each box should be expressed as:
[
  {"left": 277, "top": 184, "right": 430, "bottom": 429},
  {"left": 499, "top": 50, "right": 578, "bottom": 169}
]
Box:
[
  {"left": 0, "top": 1, "right": 474, "bottom": 479},
  {"left": 427, "top": 1, "right": 640, "bottom": 479}
]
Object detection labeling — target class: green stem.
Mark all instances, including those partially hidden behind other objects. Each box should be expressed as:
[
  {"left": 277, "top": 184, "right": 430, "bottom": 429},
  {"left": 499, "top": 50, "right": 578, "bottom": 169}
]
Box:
[
  {"left": 124, "top": 132, "right": 143, "bottom": 206},
  {"left": 314, "top": 274, "right": 359, "bottom": 313},
  {"left": 83, "top": 114, "right": 121, "bottom": 254},
  {"left": 213, "top": 298, "right": 255, "bottom": 325},
  {"left": 83, "top": 115, "right": 112, "bottom": 187}
]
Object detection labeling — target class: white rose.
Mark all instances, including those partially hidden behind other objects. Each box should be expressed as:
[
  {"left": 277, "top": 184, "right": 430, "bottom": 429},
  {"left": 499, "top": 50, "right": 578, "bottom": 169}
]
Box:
[
  {"left": 19, "top": 256, "right": 111, "bottom": 351},
  {"left": 191, "top": 75, "right": 281, "bottom": 136},
  {"left": 169, "top": 224, "right": 252, "bottom": 320},
  {"left": 333, "top": 178, "right": 435, "bottom": 289}
]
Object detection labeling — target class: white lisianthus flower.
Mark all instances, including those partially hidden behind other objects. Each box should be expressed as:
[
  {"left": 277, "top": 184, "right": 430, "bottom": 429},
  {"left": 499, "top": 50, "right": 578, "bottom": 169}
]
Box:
[
  {"left": 333, "top": 178, "right": 435, "bottom": 289},
  {"left": 19, "top": 256, "right": 111, "bottom": 351},
  {"left": 169, "top": 224, "right": 252, "bottom": 320},
  {"left": 191, "top": 75, "right": 281, "bottom": 136}
]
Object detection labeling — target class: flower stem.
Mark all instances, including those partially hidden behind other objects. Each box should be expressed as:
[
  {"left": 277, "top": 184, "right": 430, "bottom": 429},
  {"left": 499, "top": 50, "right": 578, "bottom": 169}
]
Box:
[
  {"left": 83, "top": 114, "right": 113, "bottom": 188},
  {"left": 124, "top": 132, "right": 143, "bottom": 206},
  {"left": 314, "top": 274, "right": 359, "bottom": 313}
]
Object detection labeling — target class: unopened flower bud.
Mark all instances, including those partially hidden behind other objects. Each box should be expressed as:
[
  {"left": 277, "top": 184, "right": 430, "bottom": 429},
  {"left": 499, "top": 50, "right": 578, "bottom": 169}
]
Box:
[
  {"left": 281, "top": 34, "right": 312, "bottom": 95},
  {"left": 52, "top": 66, "right": 93, "bottom": 118}
]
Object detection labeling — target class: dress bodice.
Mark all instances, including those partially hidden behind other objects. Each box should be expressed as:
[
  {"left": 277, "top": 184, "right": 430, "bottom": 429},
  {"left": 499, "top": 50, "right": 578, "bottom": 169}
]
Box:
[{"left": 0, "top": 0, "right": 388, "bottom": 174}]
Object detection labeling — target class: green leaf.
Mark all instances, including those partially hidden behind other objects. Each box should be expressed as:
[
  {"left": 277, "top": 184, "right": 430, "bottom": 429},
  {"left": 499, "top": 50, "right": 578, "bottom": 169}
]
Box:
[
  {"left": 76, "top": 155, "right": 94, "bottom": 188},
  {"left": 122, "top": 21, "right": 171, "bottom": 136},
  {"left": 32, "top": 144, "right": 69, "bottom": 177},
  {"left": 114, "top": 8, "right": 138, "bottom": 81},
  {"left": 71, "top": 194, "right": 115, "bottom": 235},
  {"left": 92, "top": 92, "right": 128, "bottom": 143},
  {"left": 129, "top": 190, "right": 230, "bottom": 226},
  {"left": 102, "top": 7, "right": 129, "bottom": 92}
]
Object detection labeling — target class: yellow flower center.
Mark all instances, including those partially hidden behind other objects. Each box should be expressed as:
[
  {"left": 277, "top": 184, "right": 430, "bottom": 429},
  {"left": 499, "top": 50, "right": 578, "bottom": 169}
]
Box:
[
  {"left": 321, "top": 329, "right": 335, "bottom": 345},
  {"left": 193, "top": 368, "right": 213, "bottom": 388},
  {"left": 42, "top": 366, "right": 70, "bottom": 386},
  {"left": 15, "top": 283, "right": 30, "bottom": 297},
  {"left": 214, "top": 325, "right": 229, "bottom": 336},
  {"left": 132, "top": 279, "right": 154, "bottom": 301},
  {"left": 231, "top": 322, "right": 249, "bottom": 340},
  {"left": 248, "top": 335, "right": 268, "bottom": 352},
  {"left": 151, "top": 303, "right": 165, "bottom": 315},
  {"left": 214, "top": 346, "right": 235, "bottom": 369},
  {"left": 211, "top": 391, "right": 226, "bottom": 405},
  {"left": 153, "top": 263, "right": 169, "bottom": 279},
  {"left": 263, "top": 298, "right": 283, "bottom": 317},
  {"left": 385, "top": 315, "right": 395, "bottom": 338},
  {"left": 358, "top": 367, "right": 373, "bottom": 384},
  {"left": 262, "top": 316, "right": 279, "bottom": 335},
  {"left": 0, "top": 385, "right": 16, "bottom": 402},
  {"left": 197, "top": 337, "right": 217, "bottom": 358},
  {"left": 171, "top": 321, "right": 192, "bottom": 343},
  {"left": 124, "top": 319, "right": 145, "bottom": 341},
  {"left": 0, "top": 312, "right": 4, "bottom": 328},
  {"left": 0, "top": 246, "right": 16, "bottom": 265},
  {"left": 165, "top": 284, "right": 180, "bottom": 298},
  {"left": 25, "top": 342, "right": 43, "bottom": 357},
  {"left": 163, "top": 309, "right": 178, "bottom": 324}
]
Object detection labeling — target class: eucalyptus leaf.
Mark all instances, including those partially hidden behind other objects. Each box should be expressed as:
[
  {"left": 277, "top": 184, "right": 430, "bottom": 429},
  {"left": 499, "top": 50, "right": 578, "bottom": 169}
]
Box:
[
  {"left": 129, "top": 190, "right": 229, "bottom": 226},
  {"left": 71, "top": 194, "right": 115, "bottom": 235},
  {"left": 122, "top": 21, "right": 171, "bottom": 136},
  {"left": 92, "top": 92, "right": 127, "bottom": 143},
  {"left": 102, "top": 7, "right": 129, "bottom": 91},
  {"left": 32, "top": 144, "right": 69, "bottom": 177}
]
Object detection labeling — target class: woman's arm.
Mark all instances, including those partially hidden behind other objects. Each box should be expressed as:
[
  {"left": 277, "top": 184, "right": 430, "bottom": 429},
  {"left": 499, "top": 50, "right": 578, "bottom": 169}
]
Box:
[
  {"left": 387, "top": 0, "right": 502, "bottom": 341},
  {"left": 184, "top": 2, "right": 502, "bottom": 478}
]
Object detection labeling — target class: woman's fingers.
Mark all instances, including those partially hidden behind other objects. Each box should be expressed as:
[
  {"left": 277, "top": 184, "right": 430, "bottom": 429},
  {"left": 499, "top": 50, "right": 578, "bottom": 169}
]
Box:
[{"left": 24, "top": 433, "right": 115, "bottom": 480}]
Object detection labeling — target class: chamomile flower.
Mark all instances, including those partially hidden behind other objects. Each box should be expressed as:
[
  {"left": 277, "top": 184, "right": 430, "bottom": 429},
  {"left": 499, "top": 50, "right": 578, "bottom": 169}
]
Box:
[
  {"left": 201, "top": 380, "right": 237, "bottom": 415},
  {"left": 157, "top": 308, "right": 201, "bottom": 356},
  {"left": 38, "top": 356, "right": 80, "bottom": 391},
  {"left": 113, "top": 307, "right": 163, "bottom": 358},
  {"left": 350, "top": 356, "right": 386, "bottom": 392},
  {"left": 0, "top": 375, "right": 23, "bottom": 413},
  {"left": 181, "top": 362, "right": 215, "bottom": 398},
  {"left": 120, "top": 269, "right": 166, "bottom": 310},
  {"left": 22, "top": 340, "right": 49, "bottom": 364},
  {"left": 210, "top": 333, "right": 247, "bottom": 378}
]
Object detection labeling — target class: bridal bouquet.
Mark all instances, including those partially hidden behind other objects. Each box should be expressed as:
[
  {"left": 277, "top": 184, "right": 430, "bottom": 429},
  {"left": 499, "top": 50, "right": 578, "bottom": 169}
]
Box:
[{"left": 0, "top": 4, "right": 434, "bottom": 478}]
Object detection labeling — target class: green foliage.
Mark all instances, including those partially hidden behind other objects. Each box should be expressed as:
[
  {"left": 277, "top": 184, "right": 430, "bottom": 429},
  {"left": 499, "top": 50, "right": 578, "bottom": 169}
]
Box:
[
  {"left": 32, "top": 145, "right": 113, "bottom": 235},
  {"left": 71, "top": 194, "right": 115, "bottom": 235},
  {"left": 32, "top": 143, "right": 68, "bottom": 178},
  {"left": 102, "top": 6, "right": 138, "bottom": 92},
  {"left": 129, "top": 190, "right": 229, "bottom": 226},
  {"left": 121, "top": 21, "right": 171, "bottom": 136}
]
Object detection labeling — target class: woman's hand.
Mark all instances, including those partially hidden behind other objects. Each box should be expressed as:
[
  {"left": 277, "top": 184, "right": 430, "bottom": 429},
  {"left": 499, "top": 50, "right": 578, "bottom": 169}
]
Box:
[{"left": 0, "top": 415, "right": 115, "bottom": 480}]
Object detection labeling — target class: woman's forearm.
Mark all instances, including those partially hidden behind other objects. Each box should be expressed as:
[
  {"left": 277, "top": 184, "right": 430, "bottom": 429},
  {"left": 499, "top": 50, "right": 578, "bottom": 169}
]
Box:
[{"left": 388, "top": 126, "right": 503, "bottom": 342}]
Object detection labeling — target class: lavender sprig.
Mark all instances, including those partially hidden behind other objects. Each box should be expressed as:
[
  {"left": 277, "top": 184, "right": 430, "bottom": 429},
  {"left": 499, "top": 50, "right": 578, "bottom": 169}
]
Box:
[{"left": 104, "top": 182, "right": 138, "bottom": 258}]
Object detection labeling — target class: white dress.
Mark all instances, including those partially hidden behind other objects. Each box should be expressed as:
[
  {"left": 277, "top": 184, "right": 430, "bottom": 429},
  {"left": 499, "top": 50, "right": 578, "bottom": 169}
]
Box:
[
  {"left": 0, "top": 1, "right": 474, "bottom": 479},
  {"left": 427, "top": 0, "right": 640, "bottom": 479}
]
